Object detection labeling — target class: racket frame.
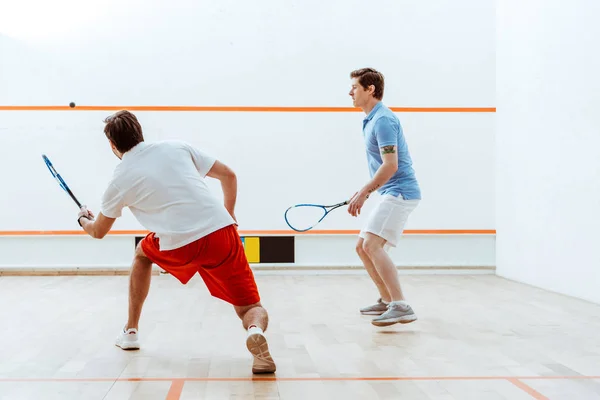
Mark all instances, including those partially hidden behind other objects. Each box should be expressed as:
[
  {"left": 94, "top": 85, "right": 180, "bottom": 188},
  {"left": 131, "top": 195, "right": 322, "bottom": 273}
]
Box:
[
  {"left": 284, "top": 200, "right": 349, "bottom": 232},
  {"left": 42, "top": 154, "right": 83, "bottom": 208}
]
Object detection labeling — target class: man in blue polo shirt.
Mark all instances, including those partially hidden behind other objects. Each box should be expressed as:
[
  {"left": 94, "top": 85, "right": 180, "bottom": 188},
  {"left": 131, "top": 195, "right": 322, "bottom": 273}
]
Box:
[{"left": 347, "top": 67, "right": 421, "bottom": 327}]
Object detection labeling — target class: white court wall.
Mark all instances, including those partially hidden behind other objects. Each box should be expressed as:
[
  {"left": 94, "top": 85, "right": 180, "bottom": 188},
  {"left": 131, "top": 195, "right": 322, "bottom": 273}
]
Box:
[
  {"left": 496, "top": 1, "right": 600, "bottom": 303},
  {"left": 0, "top": 0, "right": 495, "bottom": 270}
]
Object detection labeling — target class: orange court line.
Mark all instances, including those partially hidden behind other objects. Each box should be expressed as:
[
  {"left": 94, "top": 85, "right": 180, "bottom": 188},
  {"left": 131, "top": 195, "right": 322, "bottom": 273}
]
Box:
[
  {"left": 166, "top": 379, "right": 185, "bottom": 400},
  {"left": 507, "top": 378, "right": 549, "bottom": 400},
  {"left": 0, "top": 229, "right": 496, "bottom": 236},
  {"left": 0, "top": 375, "right": 597, "bottom": 382},
  {"left": 0, "top": 105, "right": 496, "bottom": 113}
]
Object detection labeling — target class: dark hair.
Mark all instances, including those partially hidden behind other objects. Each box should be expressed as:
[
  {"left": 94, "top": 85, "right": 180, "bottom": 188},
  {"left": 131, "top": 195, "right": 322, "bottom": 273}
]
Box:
[
  {"left": 350, "top": 68, "right": 385, "bottom": 100},
  {"left": 103, "top": 110, "right": 144, "bottom": 153}
]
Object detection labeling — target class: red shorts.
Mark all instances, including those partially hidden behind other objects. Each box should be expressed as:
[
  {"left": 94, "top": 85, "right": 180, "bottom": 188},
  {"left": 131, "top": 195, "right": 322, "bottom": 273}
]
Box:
[{"left": 140, "top": 224, "right": 260, "bottom": 306}]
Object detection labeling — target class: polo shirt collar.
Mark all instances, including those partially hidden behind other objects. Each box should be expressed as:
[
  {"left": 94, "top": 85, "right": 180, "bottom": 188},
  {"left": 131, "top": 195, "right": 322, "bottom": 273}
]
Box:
[{"left": 364, "top": 101, "right": 383, "bottom": 121}]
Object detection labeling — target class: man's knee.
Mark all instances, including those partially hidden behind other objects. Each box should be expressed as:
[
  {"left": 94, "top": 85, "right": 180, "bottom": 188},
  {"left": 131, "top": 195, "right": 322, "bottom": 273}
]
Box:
[
  {"left": 356, "top": 239, "right": 366, "bottom": 256},
  {"left": 134, "top": 241, "right": 152, "bottom": 266},
  {"left": 362, "top": 234, "right": 385, "bottom": 256}
]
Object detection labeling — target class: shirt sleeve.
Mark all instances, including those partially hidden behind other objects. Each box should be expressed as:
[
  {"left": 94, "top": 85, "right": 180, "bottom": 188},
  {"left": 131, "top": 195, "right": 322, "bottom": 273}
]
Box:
[
  {"left": 184, "top": 142, "right": 217, "bottom": 177},
  {"left": 100, "top": 182, "right": 126, "bottom": 218},
  {"left": 374, "top": 116, "right": 399, "bottom": 147}
]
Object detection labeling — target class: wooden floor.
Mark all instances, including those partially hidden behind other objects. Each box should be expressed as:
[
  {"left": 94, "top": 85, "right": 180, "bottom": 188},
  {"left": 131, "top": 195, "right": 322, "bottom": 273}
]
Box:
[{"left": 0, "top": 273, "right": 599, "bottom": 399}]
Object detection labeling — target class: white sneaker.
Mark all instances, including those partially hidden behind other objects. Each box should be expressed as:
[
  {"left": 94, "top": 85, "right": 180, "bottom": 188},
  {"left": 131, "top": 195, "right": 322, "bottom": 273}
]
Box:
[
  {"left": 115, "top": 328, "right": 140, "bottom": 350},
  {"left": 246, "top": 327, "right": 276, "bottom": 374}
]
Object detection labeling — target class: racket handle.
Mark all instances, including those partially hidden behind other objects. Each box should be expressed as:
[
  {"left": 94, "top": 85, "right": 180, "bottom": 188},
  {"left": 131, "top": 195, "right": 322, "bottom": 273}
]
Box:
[{"left": 66, "top": 188, "right": 82, "bottom": 208}]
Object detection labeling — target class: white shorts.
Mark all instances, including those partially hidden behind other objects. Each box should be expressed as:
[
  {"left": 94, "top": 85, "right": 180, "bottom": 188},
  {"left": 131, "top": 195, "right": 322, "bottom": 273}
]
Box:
[{"left": 359, "top": 194, "right": 420, "bottom": 248}]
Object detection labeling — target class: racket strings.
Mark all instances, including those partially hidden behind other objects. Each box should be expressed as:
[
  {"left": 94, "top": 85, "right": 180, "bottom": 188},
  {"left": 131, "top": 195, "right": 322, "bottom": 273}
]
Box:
[{"left": 285, "top": 205, "right": 327, "bottom": 232}]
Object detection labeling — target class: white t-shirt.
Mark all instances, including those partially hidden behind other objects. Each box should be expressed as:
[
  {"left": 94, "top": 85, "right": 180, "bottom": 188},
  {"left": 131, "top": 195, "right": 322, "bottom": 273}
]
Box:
[{"left": 100, "top": 140, "right": 236, "bottom": 251}]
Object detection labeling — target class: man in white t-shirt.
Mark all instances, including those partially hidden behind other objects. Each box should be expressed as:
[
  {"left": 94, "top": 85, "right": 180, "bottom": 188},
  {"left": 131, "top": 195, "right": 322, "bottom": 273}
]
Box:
[{"left": 77, "top": 110, "right": 275, "bottom": 374}]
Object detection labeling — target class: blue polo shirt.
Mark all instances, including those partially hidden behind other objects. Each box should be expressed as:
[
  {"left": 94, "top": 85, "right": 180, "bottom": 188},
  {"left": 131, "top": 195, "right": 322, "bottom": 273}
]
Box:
[{"left": 362, "top": 102, "right": 421, "bottom": 200}]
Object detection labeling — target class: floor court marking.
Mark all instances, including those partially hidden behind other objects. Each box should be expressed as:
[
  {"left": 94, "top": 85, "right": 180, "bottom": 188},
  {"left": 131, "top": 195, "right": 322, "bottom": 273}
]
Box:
[
  {"left": 1, "top": 375, "right": 597, "bottom": 382},
  {"left": 166, "top": 379, "right": 185, "bottom": 400},
  {"left": 507, "top": 378, "right": 550, "bottom": 400},
  {"left": 2, "top": 375, "right": 596, "bottom": 399}
]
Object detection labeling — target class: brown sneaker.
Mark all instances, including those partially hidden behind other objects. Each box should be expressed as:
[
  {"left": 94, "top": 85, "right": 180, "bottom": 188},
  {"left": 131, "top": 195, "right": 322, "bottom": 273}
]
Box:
[
  {"left": 359, "top": 298, "right": 389, "bottom": 315},
  {"left": 246, "top": 327, "right": 276, "bottom": 374}
]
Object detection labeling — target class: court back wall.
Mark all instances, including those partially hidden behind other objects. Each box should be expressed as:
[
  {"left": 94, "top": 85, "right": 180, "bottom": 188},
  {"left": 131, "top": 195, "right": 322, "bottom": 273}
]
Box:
[{"left": 0, "top": 0, "right": 495, "bottom": 270}]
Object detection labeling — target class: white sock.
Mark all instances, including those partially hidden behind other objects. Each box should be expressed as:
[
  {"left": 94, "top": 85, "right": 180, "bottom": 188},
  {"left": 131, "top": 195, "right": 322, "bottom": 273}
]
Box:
[
  {"left": 247, "top": 325, "right": 263, "bottom": 336},
  {"left": 389, "top": 300, "right": 409, "bottom": 308}
]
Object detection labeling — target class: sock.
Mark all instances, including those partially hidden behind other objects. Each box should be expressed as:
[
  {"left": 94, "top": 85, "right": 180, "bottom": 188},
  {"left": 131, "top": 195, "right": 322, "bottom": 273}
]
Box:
[
  {"left": 389, "top": 300, "right": 409, "bottom": 308},
  {"left": 247, "top": 325, "right": 263, "bottom": 335}
]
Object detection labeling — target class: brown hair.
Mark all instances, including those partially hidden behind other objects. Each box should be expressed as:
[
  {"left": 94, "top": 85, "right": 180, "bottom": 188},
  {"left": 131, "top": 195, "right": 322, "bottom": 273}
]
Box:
[
  {"left": 350, "top": 68, "right": 385, "bottom": 100},
  {"left": 103, "top": 110, "right": 144, "bottom": 153}
]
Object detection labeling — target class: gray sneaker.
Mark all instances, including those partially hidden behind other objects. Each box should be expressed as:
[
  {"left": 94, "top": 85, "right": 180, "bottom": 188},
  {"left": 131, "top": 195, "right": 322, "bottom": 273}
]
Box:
[
  {"left": 359, "top": 298, "right": 389, "bottom": 315},
  {"left": 371, "top": 302, "right": 417, "bottom": 326}
]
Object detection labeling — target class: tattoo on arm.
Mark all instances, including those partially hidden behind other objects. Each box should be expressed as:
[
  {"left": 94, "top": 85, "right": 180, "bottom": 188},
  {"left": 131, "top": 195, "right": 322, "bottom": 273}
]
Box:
[
  {"left": 381, "top": 145, "right": 396, "bottom": 155},
  {"left": 367, "top": 184, "right": 380, "bottom": 195}
]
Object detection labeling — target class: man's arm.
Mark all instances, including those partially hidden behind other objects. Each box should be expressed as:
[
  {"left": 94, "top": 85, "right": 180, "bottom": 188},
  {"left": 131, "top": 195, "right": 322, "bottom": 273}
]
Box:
[
  {"left": 348, "top": 115, "right": 401, "bottom": 217},
  {"left": 206, "top": 160, "right": 238, "bottom": 222},
  {"left": 360, "top": 145, "right": 399, "bottom": 196},
  {"left": 78, "top": 209, "right": 116, "bottom": 239},
  {"left": 348, "top": 146, "right": 398, "bottom": 216}
]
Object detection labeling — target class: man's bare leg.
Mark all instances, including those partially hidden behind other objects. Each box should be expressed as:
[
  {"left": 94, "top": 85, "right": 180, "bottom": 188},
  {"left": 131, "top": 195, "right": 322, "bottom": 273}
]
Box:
[
  {"left": 356, "top": 237, "right": 391, "bottom": 303},
  {"left": 235, "top": 302, "right": 276, "bottom": 374},
  {"left": 361, "top": 233, "right": 405, "bottom": 301},
  {"left": 127, "top": 244, "right": 153, "bottom": 330},
  {"left": 116, "top": 243, "right": 152, "bottom": 350},
  {"left": 362, "top": 232, "right": 417, "bottom": 326},
  {"left": 235, "top": 302, "right": 269, "bottom": 331}
]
